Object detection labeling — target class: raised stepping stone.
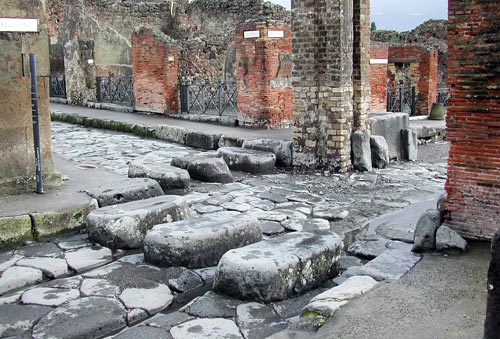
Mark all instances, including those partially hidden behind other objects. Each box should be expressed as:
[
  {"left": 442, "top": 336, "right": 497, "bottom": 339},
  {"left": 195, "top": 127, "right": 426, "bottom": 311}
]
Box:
[
  {"left": 86, "top": 196, "right": 190, "bottom": 249},
  {"left": 170, "top": 318, "right": 243, "bottom": 339},
  {"left": 214, "top": 232, "right": 343, "bottom": 302},
  {"left": 242, "top": 139, "right": 293, "bottom": 167},
  {"left": 128, "top": 162, "right": 190, "bottom": 192},
  {"left": 217, "top": 147, "right": 276, "bottom": 174},
  {"left": 187, "top": 158, "right": 234, "bottom": 184},
  {"left": 85, "top": 178, "right": 164, "bottom": 206},
  {"left": 144, "top": 211, "right": 262, "bottom": 268}
]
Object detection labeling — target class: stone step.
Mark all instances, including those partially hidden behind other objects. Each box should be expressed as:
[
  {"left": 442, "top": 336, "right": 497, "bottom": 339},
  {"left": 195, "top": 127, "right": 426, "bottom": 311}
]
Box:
[
  {"left": 86, "top": 196, "right": 190, "bottom": 250},
  {"left": 217, "top": 147, "right": 276, "bottom": 174},
  {"left": 84, "top": 178, "right": 164, "bottom": 207},
  {"left": 128, "top": 162, "right": 191, "bottom": 192},
  {"left": 143, "top": 211, "right": 262, "bottom": 269},
  {"left": 213, "top": 231, "right": 343, "bottom": 302}
]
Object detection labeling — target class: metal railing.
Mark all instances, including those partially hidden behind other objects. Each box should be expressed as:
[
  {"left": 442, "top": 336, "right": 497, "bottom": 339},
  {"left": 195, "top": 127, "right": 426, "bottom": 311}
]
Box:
[
  {"left": 180, "top": 80, "right": 238, "bottom": 116},
  {"left": 49, "top": 76, "right": 67, "bottom": 98},
  {"left": 96, "top": 76, "right": 133, "bottom": 106},
  {"left": 387, "top": 86, "right": 416, "bottom": 115}
]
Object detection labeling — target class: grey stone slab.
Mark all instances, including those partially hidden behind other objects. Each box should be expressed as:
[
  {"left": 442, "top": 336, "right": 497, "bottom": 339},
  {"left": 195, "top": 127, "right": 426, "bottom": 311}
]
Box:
[
  {"left": 80, "top": 278, "right": 121, "bottom": 297},
  {"left": 370, "top": 112, "right": 409, "bottom": 161},
  {"left": 376, "top": 221, "right": 415, "bottom": 243},
  {"left": 352, "top": 130, "right": 373, "bottom": 172},
  {"left": 0, "top": 291, "right": 22, "bottom": 305},
  {"left": 214, "top": 232, "right": 343, "bottom": 302},
  {"left": 276, "top": 202, "right": 312, "bottom": 215},
  {"left": 128, "top": 163, "right": 190, "bottom": 192},
  {"left": 249, "top": 199, "right": 275, "bottom": 211},
  {"left": 44, "top": 276, "right": 83, "bottom": 289},
  {"left": 193, "top": 266, "right": 216, "bottom": 283},
  {"left": 0, "top": 266, "right": 44, "bottom": 295},
  {"left": 119, "top": 284, "right": 173, "bottom": 314},
  {"left": 261, "top": 221, "right": 286, "bottom": 235},
  {"left": 402, "top": 128, "right": 418, "bottom": 161},
  {"left": 287, "top": 193, "right": 323, "bottom": 204},
  {"left": 15, "top": 242, "right": 64, "bottom": 258},
  {"left": 187, "top": 158, "right": 234, "bottom": 184},
  {"left": 338, "top": 256, "right": 363, "bottom": 271},
  {"left": 144, "top": 212, "right": 262, "bottom": 268},
  {"left": 86, "top": 195, "right": 190, "bottom": 249},
  {"left": 282, "top": 218, "right": 330, "bottom": 232},
  {"left": 64, "top": 246, "right": 113, "bottom": 273},
  {"left": 118, "top": 253, "right": 145, "bottom": 265},
  {"left": 182, "top": 192, "right": 212, "bottom": 206},
  {"left": 257, "top": 191, "right": 288, "bottom": 203},
  {"left": 0, "top": 253, "right": 22, "bottom": 272},
  {"left": 168, "top": 268, "right": 204, "bottom": 292},
  {"left": 272, "top": 288, "right": 329, "bottom": 320},
  {"left": 16, "top": 257, "right": 69, "bottom": 278},
  {"left": 221, "top": 201, "right": 252, "bottom": 212},
  {"left": 0, "top": 304, "right": 52, "bottom": 337},
  {"left": 181, "top": 291, "right": 241, "bottom": 318},
  {"left": 170, "top": 318, "right": 243, "bottom": 339},
  {"left": 85, "top": 178, "right": 164, "bottom": 207},
  {"left": 21, "top": 287, "right": 80, "bottom": 307},
  {"left": 242, "top": 138, "right": 293, "bottom": 167},
  {"left": 192, "top": 204, "right": 224, "bottom": 214},
  {"left": 217, "top": 147, "right": 276, "bottom": 174},
  {"left": 154, "top": 124, "right": 188, "bottom": 145},
  {"left": 357, "top": 249, "right": 422, "bottom": 281},
  {"left": 436, "top": 226, "right": 468, "bottom": 252},
  {"left": 312, "top": 205, "right": 349, "bottom": 221},
  {"left": 113, "top": 326, "right": 172, "bottom": 339},
  {"left": 186, "top": 131, "right": 221, "bottom": 150},
  {"left": 143, "top": 311, "right": 194, "bottom": 330},
  {"left": 32, "top": 297, "right": 127, "bottom": 339},
  {"left": 126, "top": 308, "right": 149, "bottom": 326},
  {"left": 236, "top": 302, "right": 289, "bottom": 339},
  {"left": 347, "top": 237, "right": 388, "bottom": 259},
  {"left": 56, "top": 238, "right": 92, "bottom": 250},
  {"left": 412, "top": 209, "right": 442, "bottom": 252},
  {"left": 370, "top": 135, "right": 390, "bottom": 169}
]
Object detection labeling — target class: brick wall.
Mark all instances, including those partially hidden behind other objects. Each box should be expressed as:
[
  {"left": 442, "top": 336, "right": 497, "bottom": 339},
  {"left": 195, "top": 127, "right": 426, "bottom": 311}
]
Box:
[
  {"left": 369, "top": 45, "right": 389, "bottom": 112},
  {"left": 132, "top": 27, "right": 179, "bottom": 114},
  {"left": 235, "top": 21, "right": 293, "bottom": 128},
  {"left": 444, "top": 0, "right": 500, "bottom": 240}
]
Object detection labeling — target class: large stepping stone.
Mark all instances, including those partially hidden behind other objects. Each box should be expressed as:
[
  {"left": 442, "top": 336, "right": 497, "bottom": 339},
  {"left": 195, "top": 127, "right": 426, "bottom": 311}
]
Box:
[
  {"left": 86, "top": 196, "right": 190, "bottom": 249},
  {"left": 217, "top": 147, "right": 276, "bottom": 174},
  {"left": 214, "top": 232, "right": 343, "bottom": 302},
  {"left": 128, "top": 162, "right": 190, "bottom": 192},
  {"left": 144, "top": 211, "right": 262, "bottom": 268},
  {"left": 242, "top": 139, "right": 293, "bottom": 167},
  {"left": 85, "top": 178, "right": 164, "bottom": 207},
  {"left": 187, "top": 158, "right": 234, "bottom": 184}
]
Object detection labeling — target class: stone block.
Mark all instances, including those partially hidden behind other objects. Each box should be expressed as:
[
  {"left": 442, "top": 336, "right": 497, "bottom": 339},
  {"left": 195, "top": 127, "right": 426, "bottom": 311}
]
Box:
[
  {"left": 186, "top": 131, "right": 221, "bottom": 150},
  {"left": 370, "top": 112, "right": 409, "bottom": 160},
  {"left": 401, "top": 128, "right": 418, "bottom": 161},
  {"left": 86, "top": 196, "right": 190, "bottom": 249},
  {"left": 144, "top": 211, "right": 262, "bottom": 268},
  {"left": 85, "top": 178, "right": 164, "bottom": 207},
  {"left": 128, "top": 162, "right": 190, "bottom": 192},
  {"left": 412, "top": 209, "right": 442, "bottom": 253},
  {"left": 187, "top": 158, "right": 234, "bottom": 184},
  {"left": 0, "top": 215, "right": 33, "bottom": 249},
  {"left": 351, "top": 131, "right": 372, "bottom": 172},
  {"left": 370, "top": 135, "right": 390, "bottom": 169},
  {"left": 242, "top": 139, "right": 293, "bottom": 167},
  {"left": 214, "top": 232, "right": 343, "bottom": 302},
  {"left": 436, "top": 226, "right": 468, "bottom": 252},
  {"left": 153, "top": 125, "right": 188, "bottom": 145},
  {"left": 217, "top": 147, "right": 276, "bottom": 174}
]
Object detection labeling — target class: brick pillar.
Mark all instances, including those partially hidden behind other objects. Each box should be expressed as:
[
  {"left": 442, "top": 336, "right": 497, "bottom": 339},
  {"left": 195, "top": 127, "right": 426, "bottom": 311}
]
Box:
[
  {"left": 444, "top": 0, "right": 500, "bottom": 240},
  {"left": 291, "top": 0, "right": 354, "bottom": 172},
  {"left": 352, "top": 0, "right": 371, "bottom": 131},
  {"left": 235, "top": 20, "right": 293, "bottom": 128},
  {"left": 369, "top": 45, "right": 389, "bottom": 112},
  {"left": 132, "top": 26, "right": 178, "bottom": 115}
]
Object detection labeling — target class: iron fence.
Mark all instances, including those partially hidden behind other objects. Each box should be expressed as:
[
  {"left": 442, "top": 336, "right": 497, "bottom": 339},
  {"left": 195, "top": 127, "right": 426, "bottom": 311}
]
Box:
[
  {"left": 387, "top": 86, "right": 416, "bottom": 115},
  {"left": 49, "top": 76, "right": 67, "bottom": 99},
  {"left": 96, "top": 76, "right": 133, "bottom": 106},
  {"left": 437, "top": 87, "right": 451, "bottom": 107},
  {"left": 180, "top": 80, "right": 238, "bottom": 116}
]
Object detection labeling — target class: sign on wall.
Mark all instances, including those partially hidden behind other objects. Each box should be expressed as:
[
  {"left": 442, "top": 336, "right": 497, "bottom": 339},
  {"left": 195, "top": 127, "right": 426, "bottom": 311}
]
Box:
[{"left": 0, "top": 18, "right": 38, "bottom": 32}]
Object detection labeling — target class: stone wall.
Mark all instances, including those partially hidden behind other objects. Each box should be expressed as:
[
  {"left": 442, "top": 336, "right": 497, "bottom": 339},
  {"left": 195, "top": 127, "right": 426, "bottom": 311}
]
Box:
[
  {"left": 235, "top": 20, "right": 293, "bottom": 128},
  {"left": 369, "top": 45, "right": 389, "bottom": 112},
  {"left": 444, "top": 0, "right": 500, "bottom": 240}
]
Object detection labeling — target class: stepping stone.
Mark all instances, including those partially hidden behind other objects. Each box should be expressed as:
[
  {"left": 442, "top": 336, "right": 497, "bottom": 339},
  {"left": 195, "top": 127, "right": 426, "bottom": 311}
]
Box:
[
  {"left": 242, "top": 139, "right": 293, "bottom": 167},
  {"left": 21, "top": 287, "right": 80, "bottom": 307},
  {"left": 144, "top": 211, "right": 262, "bottom": 269},
  {"left": 128, "top": 162, "right": 190, "bottom": 192},
  {"left": 86, "top": 196, "right": 190, "bottom": 249},
  {"left": 217, "top": 147, "right": 276, "bottom": 174},
  {"left": 85, "top": 178, "right": 164, "bottom": 206},
  {"left": 214, "top": 232, "right": 343, "bottom": 302},
  {"left": 187, "top": 158, "right": 234, "bottom": 184},
  {"left": 170, "top": 318, "right": 243, "bottom": 339}
]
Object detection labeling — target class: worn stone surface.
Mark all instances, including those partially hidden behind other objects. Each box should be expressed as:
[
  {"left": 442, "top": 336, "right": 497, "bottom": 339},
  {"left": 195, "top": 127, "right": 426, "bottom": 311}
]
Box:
[
  {"left": 370, "top": 135, "right": 390, "bottom": 169},
  {"left": 187, "top": 158, "right": 234, "bottom": 184},
  {"left": 312, "top": 205, "right": 349, "bottom": 221},
  {"left": 144, "top": 212, "right": 262, "bottom": 268},
  {"left": 412, "top": 209, "right": 441, "bottom": 253},
  {"left": 16, "top": 257, "right": 69, "bottom": 278},
  {"left": 347, "top": 237, "right": 388, "bottom": 259},
  {"left": 0, "top": 216, "right": 33, "bottom": 249},
  {"left": 113, "top": 326, "right": 172, "bottom": 339},
  {"left": 370, "top": 112, "right": 409, "bottom": 160},
  {"left": 376, "top": 222, "right": 415, "bottom": 244},
  {"left": 64, "top": 246, "right": 113, "bottom": 273},
  {"left": 86, "top": 195, "right": 190, "bottom": 249},
  {"left": 236, "top": 302, "right": 289, "bottom": 339},
  {"left": 352, "top": 131, "right": 373, "bottom": 172},
  {"left": 186, "top": 131, "right": 221, "bottom": 150},
  {"left": 170, "top": 318, "right": 243, "bottom": 339},
  {"left": 21, "top": 287, "right": 80, "bottom": 307},
  {"left": 128, "top": 163, "right": 190, "bottom": 192},
  {"left": 119, "top": 284, "right": 173, "bottom": 314},
  {"left": 402, "top": 128, "right": 418, "bottom": 161},
  {"left": 217, "top": 147, "right": 276, "bottom": 174},
  {"left": 356, "top": 249, "right": 421, "bottom": 281},
  {"left": 0, "top": 266, "right": 44, "bottom": 295},
  {"left": 85, "top": 178, "right": 164, "bottom": 206},
  {"left": 282, "top": 218, "right": 330, "bottom": 232},
  {"left": 435, "top": 226, "right": 467, "bottom": 252},
  {"left": 485, "top": 229, "right": 500, "bottom": 339},
  {"left": 168, "top": 268, "right": 204, "bottom": 292},
  {"left": 15, "top": 242, "right": 64, "bottom": 258},
  {"left": 0, "top": 304, "right": 52, "bottom": 337},
  {"left": 214, "top": 232, "right": 343, "bottom": 302},
  {"left": 80, "top": 278, "right": 120, "bottom": 297},
  {"left": 154, "top": 124, "right": 188, "bottom": 145},
  {"left": 242, "top": 139, "right": 293, "bottom": 167},
  {"left": 143, "top": 311, "right": 194, "bottom": 331},
  {"left": 181, "top": 291, "right": 241, "bottom": 318}
]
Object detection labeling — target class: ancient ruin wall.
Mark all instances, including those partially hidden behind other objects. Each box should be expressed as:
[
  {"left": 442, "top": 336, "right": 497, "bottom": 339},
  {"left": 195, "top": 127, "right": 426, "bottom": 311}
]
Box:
[{"left": 444, "top": 0, "right": 500, "bottom": 240}]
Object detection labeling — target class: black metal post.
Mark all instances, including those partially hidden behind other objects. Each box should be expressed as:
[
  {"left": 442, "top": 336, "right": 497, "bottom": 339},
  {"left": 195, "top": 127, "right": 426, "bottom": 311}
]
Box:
[
  {"left": 29, "top": 53, "right": 43, "bottom": 194},
  {"left": 411, "top": 86, "right": 416, "bottom": 116},
  {"left": 398, "top": 87, "right": 403, "bottom": 112},
  {"left": 180, "top": 81, "right": 189, "bottom": 113},
  {"left": 96, "top": 77, "right": 103, "bottom": 103}
]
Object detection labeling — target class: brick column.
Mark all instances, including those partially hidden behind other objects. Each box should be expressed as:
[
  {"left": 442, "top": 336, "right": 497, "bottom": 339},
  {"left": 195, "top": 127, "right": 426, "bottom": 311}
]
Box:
[
  {"left": 369, "top": 45, "right": 389, "bottom": 112},
  {"left": 352, "top": 0, "right": 371, "bottom": 131},
  {"left": 444, "top": 0, "right": 500, "bottom": 240},
  {"left": 291, "top": 0, "right": 354, "bottom": 172},
  {"left": 132, "top": 26, "right": 178, "bottom": 115},
  {"left": 235, "top": 20, "right": 293, "bottom": 128}
]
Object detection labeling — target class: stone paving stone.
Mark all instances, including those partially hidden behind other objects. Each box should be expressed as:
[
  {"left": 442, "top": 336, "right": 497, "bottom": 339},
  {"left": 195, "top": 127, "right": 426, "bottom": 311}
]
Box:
[
  {"left": 64, "top": 246, "right": 113, "bottom": 273},
  {"left": 0, "top": 291, "right": 22, "bottom": 305},
  {"left": 236, "top": 302, "right": 289, "bottom": 338},
  {"left": 281, "top": 218, "right": 330, "bottom": 232},
  {"left": 128, "top": 163, "right": 191, "bottom": 192},
  {"left": 249, "top": 199, "right": 275, "bottom": 211},
  {"left": 272, "top": 288, "right": 329, "bottom": 320},
  {"left": 32, "top": 297, "right": 127, "bottom": 339},
  {"left": 214, "top": 232, "right": 343, "bottom": 302},
  {"left": 80, "top": 278, "right": 121, "bottom": 297},
  {"left": 312, "top": 205, "right": 349, "bottom": 221},
  {"left": 44, "top": 276, "right": 83, "bottom": 289},
  {"left": 119, "top": 284, "right": 173, "bottom": 314},
  {"left": 85, "top": 178, "right": 164, "bottom": 207},
  {"left": 261, "top": 221, "right": 286, "bottom": 236},
  {"left": 86, "top": 195, "right": 190, "bottom": 249},
  {"left": 354, "top": 249, "right": 422, "bottom": 281},
  {"left": 168, "top": 268, "right": 204, "bottom": 292},
  {"left": 338, "top": 256, "right": 363, "bottom": 271},
  {"left": 288, "top": 192, "right": 324, "bottom": 204},
  {"left": 0, "top": 304, "right": 52, "bottom": 337},
  {"left": 16, "top": 257, "right": 69, "bottom": 278},
  {"left": 0, "top": 253, "right": 23, "bottom": 272},
  {"left": 15, "top": 242, "right": 64, "bottom": 258},
  {"left": 192, "top": 204, "right": 224, "bottom": 214},
  {"left": 217, "top": 147, "right": 276, "bottom": 174},
  {"left": 0, "top": 266, "right": 44, "bottom": 295},
  {"left": 126, "top": 308, "right": 149, "bottom": 326},
  {"left": 256, "top": 191, "right": 288, "bottom": 203},
  {"left": 143, "top": 311, "right": 194, "bottom": 330},
  {"left": 117, "top": 253, "right": 144, "bottom": 265},
  {"left": 192, "top": 267, "right": 216, "bottom": 283},
  {"left": 376, "top": 221, "right": 415, "bottom": 243},
  {"left": 242, "top": 139, "right": 293, "bottom": 167},
  {"left": 220, "top": 201, "right": 252, "bottom": 212},
  {"left": 112, "top": 326, "right": 172, "bottom": 339},
  {"left": 181, "top": 291, "right": 241, "bottom": 318},
  {"left": 347, "top": 235, "right": 389, "bottom": 259},
  {"left": 170, "top": 318, "right": 243, "bottom": 339},
  {"left": 56, "top": 238, "right": 92, "bottom": 250},
  {"left": 144, "top": 212, "right": 262, "bottom": 268},
  {"left": 276, "top": 202, "right": 312, "bottom": 215},
  {"left": 21, "top": 287, "right": 80, "bottom": 307}
]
